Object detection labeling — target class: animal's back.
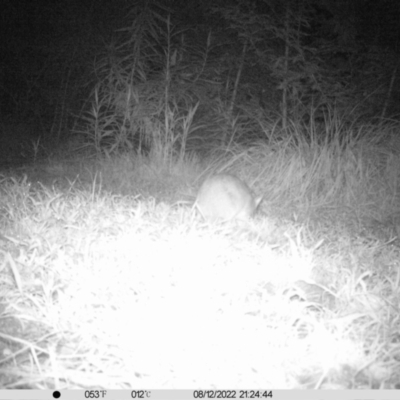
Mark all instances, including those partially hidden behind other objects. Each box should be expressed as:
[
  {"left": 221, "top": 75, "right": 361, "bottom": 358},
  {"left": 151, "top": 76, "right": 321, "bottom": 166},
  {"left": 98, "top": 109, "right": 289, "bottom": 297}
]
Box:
[{"left": 195, "top": 174, "right": 261, "bottom": 221}]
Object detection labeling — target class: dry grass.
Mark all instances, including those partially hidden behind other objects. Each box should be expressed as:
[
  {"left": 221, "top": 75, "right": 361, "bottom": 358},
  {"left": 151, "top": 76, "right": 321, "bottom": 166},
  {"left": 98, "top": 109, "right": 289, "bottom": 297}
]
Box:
[{"left": 1, "top": 124, "right": 400, "bottom": 390}]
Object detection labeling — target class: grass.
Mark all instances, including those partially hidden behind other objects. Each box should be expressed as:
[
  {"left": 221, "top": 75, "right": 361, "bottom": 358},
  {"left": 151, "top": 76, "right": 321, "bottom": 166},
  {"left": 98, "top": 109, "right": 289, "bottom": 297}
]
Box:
[{"left": 0, "top": 123, "right": 400, "bottom": 389}]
